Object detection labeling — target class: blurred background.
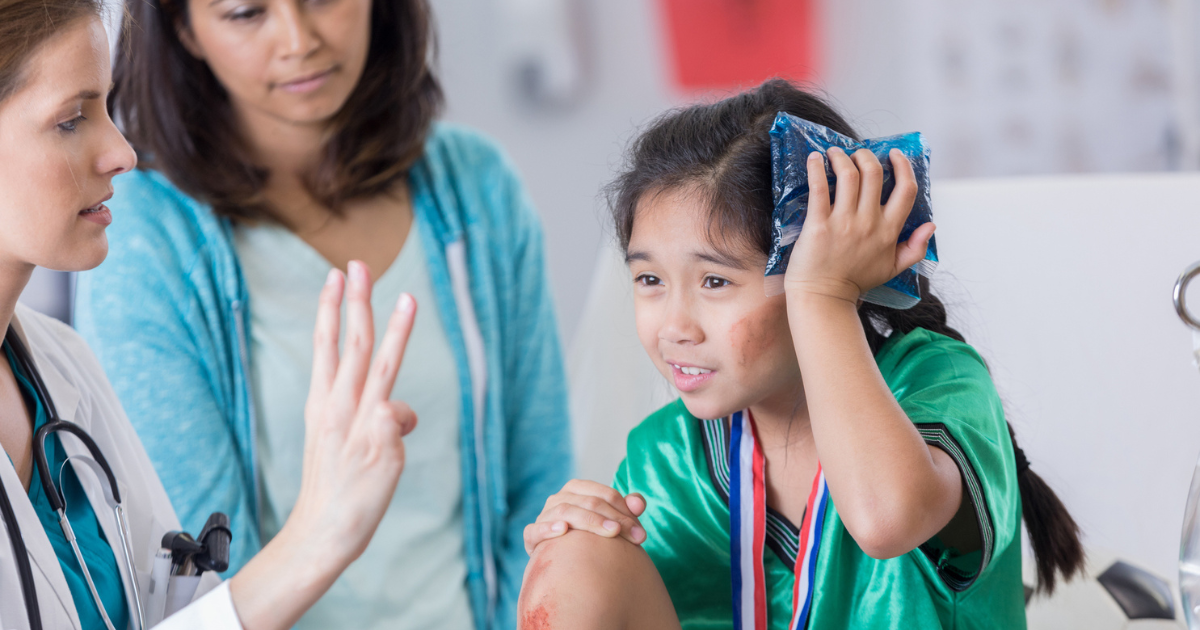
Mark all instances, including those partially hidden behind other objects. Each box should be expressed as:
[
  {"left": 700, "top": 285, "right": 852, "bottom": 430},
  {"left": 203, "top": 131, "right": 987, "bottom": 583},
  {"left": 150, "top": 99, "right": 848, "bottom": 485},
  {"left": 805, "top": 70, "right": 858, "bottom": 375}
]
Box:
[
  {"left": 57, "top": 0, "right": 1200, "bottom": 336},
  {"left": 32, "top": 0, "right": 1200, "bottom": 611},
  {"left": 428, "top": 0, "right": 1199, "bottom": 335}
]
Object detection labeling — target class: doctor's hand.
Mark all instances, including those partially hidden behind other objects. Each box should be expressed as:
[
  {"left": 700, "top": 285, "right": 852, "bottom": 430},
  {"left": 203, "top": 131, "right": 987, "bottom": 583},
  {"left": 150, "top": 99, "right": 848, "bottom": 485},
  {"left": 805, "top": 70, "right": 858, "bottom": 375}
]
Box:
[
  {"left": 229, "top": 260, "right": 418, "bottom": 630},
  {"left": 524, "top": 480, "right": 647, "bottom": 555},
  {"left": 289, "top": 259, "right": 418, "bottom": 564}
]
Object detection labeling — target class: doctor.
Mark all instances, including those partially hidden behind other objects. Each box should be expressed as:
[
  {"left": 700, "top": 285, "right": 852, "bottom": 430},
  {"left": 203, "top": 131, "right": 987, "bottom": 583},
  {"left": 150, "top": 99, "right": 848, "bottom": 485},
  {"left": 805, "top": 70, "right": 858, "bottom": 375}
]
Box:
[{"left": 0, "top": 0, "right": 422, "bottom": 627}]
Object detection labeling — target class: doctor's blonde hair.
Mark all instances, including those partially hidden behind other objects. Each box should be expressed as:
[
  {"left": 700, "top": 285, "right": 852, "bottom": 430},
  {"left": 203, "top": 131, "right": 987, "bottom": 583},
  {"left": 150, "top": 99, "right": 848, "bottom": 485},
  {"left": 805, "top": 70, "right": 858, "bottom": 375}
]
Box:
[{"left": 0, "top": 0, "right": 104, "bottom": 104}]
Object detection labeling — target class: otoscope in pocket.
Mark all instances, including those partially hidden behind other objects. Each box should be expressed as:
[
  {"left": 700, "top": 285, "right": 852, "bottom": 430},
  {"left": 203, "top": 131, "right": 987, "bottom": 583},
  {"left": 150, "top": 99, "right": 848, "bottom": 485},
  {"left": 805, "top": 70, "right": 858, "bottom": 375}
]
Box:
[{"left": 146, "top": 512, "right": 232, "bottom": 626}]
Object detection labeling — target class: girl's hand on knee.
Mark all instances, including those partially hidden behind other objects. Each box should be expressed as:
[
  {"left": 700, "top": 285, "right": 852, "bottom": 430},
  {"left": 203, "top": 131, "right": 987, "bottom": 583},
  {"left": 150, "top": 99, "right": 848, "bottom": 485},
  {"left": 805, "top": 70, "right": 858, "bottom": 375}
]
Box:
[
  {"left": 783, "top": 147, "right": 935, "bottom": 305},
  {"left": 524, "top": 480, "right": 647, "bottom": 554}
]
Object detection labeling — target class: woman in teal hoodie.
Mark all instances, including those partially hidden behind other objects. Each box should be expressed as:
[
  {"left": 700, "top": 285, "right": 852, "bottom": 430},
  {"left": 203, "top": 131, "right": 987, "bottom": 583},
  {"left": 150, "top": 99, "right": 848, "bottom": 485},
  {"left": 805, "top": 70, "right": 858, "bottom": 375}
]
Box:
[{"left": 72, "top": 0, "right": 571, "bottom": 628}]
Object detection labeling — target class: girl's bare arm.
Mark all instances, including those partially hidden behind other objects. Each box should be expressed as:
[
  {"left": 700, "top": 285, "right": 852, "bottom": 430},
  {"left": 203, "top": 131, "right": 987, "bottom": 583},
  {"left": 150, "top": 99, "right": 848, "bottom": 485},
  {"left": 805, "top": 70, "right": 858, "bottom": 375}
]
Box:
[{"left": 784, "top": 147, "right": 962, "bottom": 559}]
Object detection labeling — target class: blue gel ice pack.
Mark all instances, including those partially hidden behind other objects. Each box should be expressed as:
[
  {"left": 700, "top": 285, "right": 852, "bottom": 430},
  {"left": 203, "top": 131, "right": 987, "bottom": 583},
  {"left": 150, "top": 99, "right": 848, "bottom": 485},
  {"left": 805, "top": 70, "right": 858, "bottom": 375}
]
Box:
[{"left": 764, "top": 112, "right": 937, "bottom": 309}]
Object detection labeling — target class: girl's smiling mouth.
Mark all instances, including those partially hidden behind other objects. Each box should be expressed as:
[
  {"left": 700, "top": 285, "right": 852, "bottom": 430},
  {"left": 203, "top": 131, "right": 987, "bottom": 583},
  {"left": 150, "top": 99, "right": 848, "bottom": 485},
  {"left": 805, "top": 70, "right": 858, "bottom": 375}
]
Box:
[{"left": 669, "top": 362, "right": 715, "bottom": 392}]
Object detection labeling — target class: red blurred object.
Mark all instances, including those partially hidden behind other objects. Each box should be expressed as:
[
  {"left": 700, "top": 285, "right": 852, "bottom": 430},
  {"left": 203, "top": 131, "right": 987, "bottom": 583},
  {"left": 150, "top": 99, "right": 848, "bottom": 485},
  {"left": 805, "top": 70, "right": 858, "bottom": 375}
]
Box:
[{"left": 658, "top": 0, "right": 818, "bottom": 91}]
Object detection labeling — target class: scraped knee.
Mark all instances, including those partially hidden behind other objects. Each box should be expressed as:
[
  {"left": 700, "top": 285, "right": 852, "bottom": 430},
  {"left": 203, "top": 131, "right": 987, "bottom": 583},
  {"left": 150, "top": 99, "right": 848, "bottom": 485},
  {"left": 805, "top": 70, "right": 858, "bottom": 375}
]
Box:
[{"left": 519, "top": 531, "right": 657, "bottom": 630}]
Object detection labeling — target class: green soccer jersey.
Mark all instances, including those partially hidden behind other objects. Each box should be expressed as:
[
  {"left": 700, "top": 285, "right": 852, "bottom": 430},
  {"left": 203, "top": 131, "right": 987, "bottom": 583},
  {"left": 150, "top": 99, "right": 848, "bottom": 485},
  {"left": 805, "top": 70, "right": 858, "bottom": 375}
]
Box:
[{"left": 613, "top": 328, "right": 1026, "bottom": 630}]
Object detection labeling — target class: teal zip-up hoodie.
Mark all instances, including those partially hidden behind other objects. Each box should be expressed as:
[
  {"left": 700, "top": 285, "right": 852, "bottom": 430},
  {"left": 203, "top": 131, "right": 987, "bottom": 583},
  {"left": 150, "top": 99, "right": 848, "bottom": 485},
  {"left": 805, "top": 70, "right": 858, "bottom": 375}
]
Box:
[{"left": 73, "top": 124, "right": 573, "bottom": 630}]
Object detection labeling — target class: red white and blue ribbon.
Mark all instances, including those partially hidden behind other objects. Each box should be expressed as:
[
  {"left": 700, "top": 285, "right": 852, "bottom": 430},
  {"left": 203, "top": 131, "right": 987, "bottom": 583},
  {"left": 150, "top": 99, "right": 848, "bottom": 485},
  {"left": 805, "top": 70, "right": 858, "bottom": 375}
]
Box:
[{"left": 729, "top": 410, "right": 830, "bottom": 630}]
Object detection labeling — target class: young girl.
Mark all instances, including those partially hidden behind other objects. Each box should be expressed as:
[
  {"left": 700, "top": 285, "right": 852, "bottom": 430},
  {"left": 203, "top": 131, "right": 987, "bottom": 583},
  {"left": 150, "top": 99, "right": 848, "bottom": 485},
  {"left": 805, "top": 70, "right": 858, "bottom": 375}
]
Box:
[{"left": 517, "top": 79, "right": 1083, "bottom": 629}]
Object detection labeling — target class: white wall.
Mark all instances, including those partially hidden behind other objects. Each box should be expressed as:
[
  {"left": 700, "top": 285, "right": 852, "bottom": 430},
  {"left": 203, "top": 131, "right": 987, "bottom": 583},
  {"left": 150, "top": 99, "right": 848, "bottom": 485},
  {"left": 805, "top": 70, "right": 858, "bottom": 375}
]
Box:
[{"left": 934, "top": 174, "right": 1200, "bottom": 583}]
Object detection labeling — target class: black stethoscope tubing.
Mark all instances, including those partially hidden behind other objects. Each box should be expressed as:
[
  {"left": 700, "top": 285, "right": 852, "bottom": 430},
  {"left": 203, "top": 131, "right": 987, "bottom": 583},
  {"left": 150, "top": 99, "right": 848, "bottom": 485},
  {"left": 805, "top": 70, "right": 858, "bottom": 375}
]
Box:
[{"left": 1, "top": 326, "right": 125, "bottom": 630}]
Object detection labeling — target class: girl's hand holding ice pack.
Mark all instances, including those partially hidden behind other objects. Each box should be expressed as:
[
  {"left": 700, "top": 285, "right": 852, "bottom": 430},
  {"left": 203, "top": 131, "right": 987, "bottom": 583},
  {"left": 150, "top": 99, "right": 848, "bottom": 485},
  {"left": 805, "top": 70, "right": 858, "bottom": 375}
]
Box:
[
  {"left": 783, "top": 146, "right": 937, "bottom": 306},
  {"left": 767, "top": 113, "right": 938, "bottom": 307}
]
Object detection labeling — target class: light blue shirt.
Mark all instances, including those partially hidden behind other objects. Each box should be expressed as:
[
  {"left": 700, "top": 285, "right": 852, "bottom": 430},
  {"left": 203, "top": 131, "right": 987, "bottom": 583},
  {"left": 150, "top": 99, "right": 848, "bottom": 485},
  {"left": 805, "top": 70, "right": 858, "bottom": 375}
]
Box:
[
  {"left": 75, "top": 124, "right": 573, "bottom": 629},
  {"left": 234, "top": 216, "right": 473, "bottom": 629}
]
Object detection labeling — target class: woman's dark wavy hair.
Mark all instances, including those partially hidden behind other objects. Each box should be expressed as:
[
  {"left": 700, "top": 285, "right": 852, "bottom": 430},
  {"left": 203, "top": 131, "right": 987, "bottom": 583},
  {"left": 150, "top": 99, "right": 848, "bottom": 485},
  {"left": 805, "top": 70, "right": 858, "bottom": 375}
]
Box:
[
  {"left": 111, "top": 0, "right": 443, "bottom": 220},
  {"left": 608, "top": 78, "right": 1084, "bottom": 595}
]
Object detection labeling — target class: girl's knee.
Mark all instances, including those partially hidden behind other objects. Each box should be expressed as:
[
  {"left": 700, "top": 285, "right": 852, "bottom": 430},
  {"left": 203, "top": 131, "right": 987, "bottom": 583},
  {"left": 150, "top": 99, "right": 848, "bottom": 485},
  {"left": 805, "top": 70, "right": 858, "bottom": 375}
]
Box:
[
  {"left": 523, "top": 530, "right": 646, "bottom": 596},
  {"left": 519, "top": 531, "right": 657, "bottom": 629}
]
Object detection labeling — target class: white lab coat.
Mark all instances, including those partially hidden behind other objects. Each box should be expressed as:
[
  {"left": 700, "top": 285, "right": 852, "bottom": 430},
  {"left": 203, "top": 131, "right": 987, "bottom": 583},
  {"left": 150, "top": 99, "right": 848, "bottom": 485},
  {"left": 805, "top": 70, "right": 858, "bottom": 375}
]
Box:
[{"left": 0, "top": 305, "right": 242, "bottom": 630}]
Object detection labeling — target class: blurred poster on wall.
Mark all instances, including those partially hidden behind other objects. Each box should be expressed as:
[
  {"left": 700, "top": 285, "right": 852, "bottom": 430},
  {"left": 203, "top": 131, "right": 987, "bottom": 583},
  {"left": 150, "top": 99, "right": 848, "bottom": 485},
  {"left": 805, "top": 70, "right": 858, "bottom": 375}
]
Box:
[
  {"left": 658, "top": 0, "right": 817, "bottom": 91},
  {"left": 900, "top": 0, "right": 1179, "bottom": 176}
]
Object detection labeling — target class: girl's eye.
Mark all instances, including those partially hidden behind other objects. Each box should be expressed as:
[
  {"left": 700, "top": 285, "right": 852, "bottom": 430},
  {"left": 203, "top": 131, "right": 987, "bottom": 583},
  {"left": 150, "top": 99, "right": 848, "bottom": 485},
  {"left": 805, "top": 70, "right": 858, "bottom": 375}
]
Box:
[
  {"left": 703, "top": 276, "right": 731, "bottom": 289},
  {"left": 635, "top": 273, "right": 661, "bottom": 287},
  {"left": 227, "top": 6, "right": 264, "bottom": 20},
  {"left": 57, "top": 115, "right": 86, "bottom": 133}
]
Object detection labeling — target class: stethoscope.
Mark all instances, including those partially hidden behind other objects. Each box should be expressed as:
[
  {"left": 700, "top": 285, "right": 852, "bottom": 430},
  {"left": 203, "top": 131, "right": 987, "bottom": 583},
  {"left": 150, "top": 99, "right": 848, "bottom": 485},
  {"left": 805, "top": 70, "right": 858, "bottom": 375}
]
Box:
[{"left": 0, "top": 327, "right": 146, "bottom": 630}]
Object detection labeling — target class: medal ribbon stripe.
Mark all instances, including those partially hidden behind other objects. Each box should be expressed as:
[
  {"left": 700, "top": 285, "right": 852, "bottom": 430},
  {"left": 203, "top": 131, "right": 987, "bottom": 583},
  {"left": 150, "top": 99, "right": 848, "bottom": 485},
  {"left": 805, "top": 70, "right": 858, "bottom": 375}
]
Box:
[
  {"left": 729, "top": 411, "right": 767, "bottom": 630},
  {"left": 789, "top": 468, "right": 829, "bottom": 630},
  {"left": 729, "top": 410, "right": 828, "bottom": 630},
  {"left": 703, "top": 418, "right": 801, "bottom": 566},
  {"left": 750, "top": 419, "right": 768, "bottom": 630}
]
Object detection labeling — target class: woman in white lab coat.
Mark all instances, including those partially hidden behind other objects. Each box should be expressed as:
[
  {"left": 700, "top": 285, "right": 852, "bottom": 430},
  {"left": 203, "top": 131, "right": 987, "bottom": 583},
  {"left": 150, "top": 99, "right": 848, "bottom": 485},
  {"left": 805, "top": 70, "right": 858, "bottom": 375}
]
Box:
[{"left": 0, "top": 0, "right": 421, "bottom": 627}]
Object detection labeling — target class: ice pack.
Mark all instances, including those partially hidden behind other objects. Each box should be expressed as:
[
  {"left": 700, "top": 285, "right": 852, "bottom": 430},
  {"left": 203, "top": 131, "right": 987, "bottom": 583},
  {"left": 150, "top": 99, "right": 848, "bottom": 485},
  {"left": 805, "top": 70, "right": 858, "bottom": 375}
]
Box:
[{"left": 764, "top": 112, "right": 937, "bottom": 308}]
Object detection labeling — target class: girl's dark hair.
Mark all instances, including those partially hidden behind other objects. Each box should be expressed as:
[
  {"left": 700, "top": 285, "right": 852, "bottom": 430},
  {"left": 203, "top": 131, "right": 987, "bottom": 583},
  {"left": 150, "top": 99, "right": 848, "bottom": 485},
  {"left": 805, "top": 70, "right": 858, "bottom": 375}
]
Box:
[
  {"left": 0, "top": 0, "right": 103, "bottom": 105},
  {"left": 111, "top": 0, "right": 442, "bottom": 220},
  {"left": 609, "top": 78, "right": 1084, "bottom": 595}
]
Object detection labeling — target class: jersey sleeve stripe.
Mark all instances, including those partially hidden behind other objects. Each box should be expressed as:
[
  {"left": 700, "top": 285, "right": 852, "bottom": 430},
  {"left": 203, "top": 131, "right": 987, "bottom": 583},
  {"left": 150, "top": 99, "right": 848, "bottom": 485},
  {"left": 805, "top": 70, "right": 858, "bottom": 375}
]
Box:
[{"left": 917, "top": 423, "right": 996, "bottom": 591}]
